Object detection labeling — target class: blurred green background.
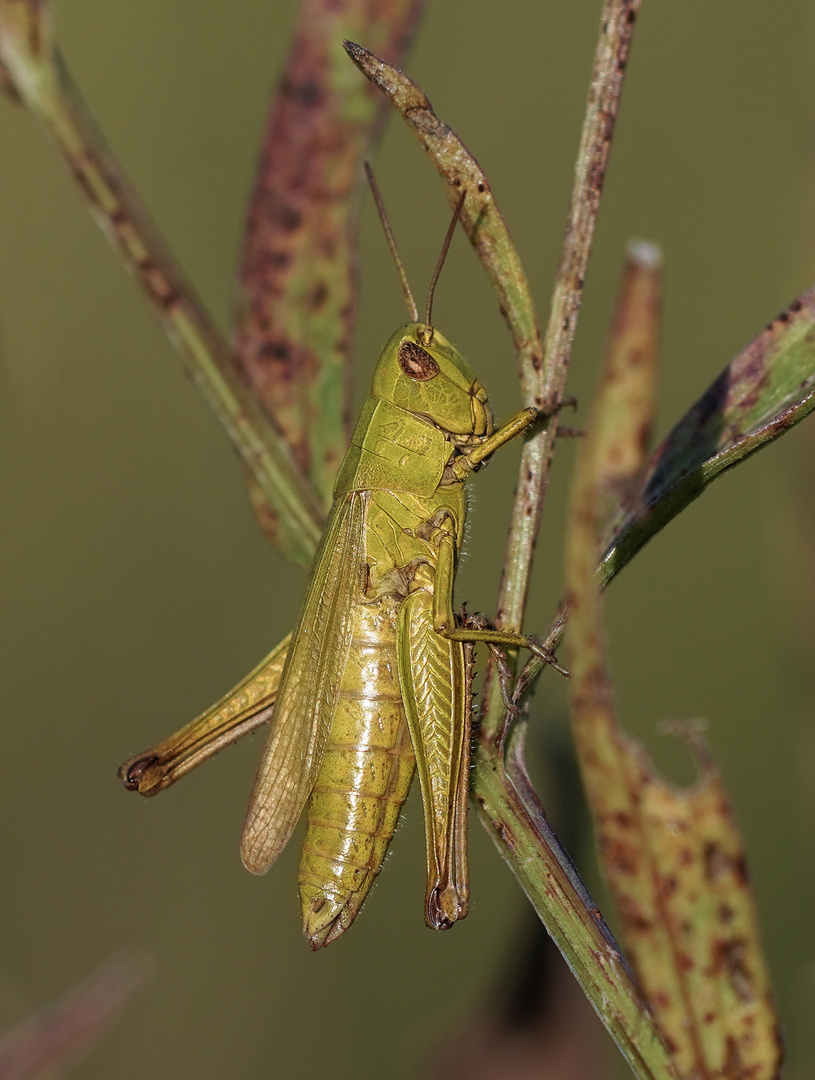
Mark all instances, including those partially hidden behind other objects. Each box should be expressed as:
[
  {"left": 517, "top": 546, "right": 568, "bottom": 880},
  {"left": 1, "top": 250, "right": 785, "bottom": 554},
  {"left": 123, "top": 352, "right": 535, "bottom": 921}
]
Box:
[{"left": 1, "top": 2, "right": 813, "bottom": 1077}]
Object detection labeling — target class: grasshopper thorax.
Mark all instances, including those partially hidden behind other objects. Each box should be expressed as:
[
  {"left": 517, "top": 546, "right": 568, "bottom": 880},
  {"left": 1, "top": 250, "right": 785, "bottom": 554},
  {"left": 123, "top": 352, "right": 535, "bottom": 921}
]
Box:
[{"left": 371, "top": 322, "right": 494, "bottom": 441}]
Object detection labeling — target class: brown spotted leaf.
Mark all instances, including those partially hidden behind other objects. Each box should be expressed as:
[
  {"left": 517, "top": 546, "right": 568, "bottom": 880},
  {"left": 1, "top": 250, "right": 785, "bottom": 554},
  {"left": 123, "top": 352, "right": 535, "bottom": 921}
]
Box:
[
  {"left": 586, "top": 241, "right": 662, "bottom": 519},
  {"left": 567, "top": 249, "right": 781, "bottom": 1079},
  {"left": 235, "top": 0, "right": 426, "bottom": 519},
  {"left": 623, "top": 727, "right": 781, "bottom": 1078},
  {"left": 601, "top": 285, "right": 815, "bottom": 585}
]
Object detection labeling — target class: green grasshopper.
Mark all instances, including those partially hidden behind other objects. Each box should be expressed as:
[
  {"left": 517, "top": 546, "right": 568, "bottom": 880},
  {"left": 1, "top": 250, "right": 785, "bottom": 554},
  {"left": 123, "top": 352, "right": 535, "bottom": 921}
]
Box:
[{"left": 120, "top": 181, "right": 558, "bottom": 949}]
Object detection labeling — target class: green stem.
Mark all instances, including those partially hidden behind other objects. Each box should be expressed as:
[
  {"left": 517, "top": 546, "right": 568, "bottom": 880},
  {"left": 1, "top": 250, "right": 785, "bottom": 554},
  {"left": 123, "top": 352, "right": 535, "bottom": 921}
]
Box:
[
  {"left": 483, "top": 0, "right": 643, "bottom": 732},
  {"left": 472, "top": 729, "right": 676, "bottom": 1080}
]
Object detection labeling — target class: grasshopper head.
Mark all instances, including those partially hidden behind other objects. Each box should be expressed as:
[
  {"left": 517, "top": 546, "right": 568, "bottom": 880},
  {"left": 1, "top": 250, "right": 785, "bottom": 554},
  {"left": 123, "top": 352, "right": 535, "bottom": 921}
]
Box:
[{"left": 372, "top": 323, "right": 494, "bottom": 442}]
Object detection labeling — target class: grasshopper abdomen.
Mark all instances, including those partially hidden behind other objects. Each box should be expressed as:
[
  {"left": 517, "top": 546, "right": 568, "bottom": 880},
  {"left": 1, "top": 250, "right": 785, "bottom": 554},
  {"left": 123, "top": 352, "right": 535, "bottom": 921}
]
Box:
[{"left": 299, "top": 595, "right": 415, "bottom": 949}]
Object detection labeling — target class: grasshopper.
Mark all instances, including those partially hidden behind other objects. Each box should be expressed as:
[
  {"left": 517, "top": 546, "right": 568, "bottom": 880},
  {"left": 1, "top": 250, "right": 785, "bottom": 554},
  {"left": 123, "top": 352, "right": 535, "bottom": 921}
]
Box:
[{"left": 120, "top": 181, "right": 558, "bottom": 949}]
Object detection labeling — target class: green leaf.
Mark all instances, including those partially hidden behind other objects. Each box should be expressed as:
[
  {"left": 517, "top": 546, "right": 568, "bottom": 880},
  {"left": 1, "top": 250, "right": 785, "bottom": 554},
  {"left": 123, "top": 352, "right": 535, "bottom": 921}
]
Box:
[{"left": 601, "top": 286, "right": 815, "bottom": 585}]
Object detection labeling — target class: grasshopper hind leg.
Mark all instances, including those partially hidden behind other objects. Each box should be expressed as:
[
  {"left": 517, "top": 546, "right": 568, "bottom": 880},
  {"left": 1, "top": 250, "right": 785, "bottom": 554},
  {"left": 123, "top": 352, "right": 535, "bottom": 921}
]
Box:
[{"left": 397, "top": 589, "right": 472, "bottom": 932}]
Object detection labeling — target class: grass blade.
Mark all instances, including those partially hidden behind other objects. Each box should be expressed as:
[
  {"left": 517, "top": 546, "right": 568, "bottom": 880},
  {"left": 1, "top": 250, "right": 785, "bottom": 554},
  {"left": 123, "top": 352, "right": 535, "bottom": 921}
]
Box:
[{"left": 0, "top": 0, "right": 324, "bottom": 566}]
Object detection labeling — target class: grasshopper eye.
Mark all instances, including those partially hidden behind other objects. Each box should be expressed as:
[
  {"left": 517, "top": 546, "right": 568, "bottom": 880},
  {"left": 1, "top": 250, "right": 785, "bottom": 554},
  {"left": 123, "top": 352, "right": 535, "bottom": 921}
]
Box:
[{"left": 398, "top": 341, "right": 440, "bottom": 381}]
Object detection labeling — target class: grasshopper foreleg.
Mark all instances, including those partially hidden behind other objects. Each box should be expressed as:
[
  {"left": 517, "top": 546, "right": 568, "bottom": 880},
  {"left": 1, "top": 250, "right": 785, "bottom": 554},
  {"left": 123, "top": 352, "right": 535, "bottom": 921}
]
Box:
[{"left": 448, "top": 407, "right": 540, "bottom": 481}]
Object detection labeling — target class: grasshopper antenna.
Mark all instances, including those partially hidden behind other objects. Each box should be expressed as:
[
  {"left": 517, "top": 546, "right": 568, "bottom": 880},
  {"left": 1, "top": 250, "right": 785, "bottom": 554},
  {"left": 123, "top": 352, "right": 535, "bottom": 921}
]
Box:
[
  {"left": 425, "top": 191, "right": 466, "bottom": 329},
  {"left": 364, "top": 163, "right": 419, "bottom": 322}
]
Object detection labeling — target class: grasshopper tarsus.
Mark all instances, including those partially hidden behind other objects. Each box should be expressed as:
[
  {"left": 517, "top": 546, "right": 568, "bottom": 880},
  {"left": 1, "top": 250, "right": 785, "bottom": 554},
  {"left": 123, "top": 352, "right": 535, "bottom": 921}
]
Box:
[
  {"left": 523, "top": 634, "right": 570, "bottom": 678},
  {"left": 118, "top": 753, "right": 160, "bottom": 794},
  {"left": 427, "top": 883, "right": 468, "bottom": 930}
]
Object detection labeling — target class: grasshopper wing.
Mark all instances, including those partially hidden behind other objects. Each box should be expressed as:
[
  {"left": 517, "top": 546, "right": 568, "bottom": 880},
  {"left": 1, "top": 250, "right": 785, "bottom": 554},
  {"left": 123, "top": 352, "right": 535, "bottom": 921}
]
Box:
[{"left": 241, "top": 491, "right": 367, "bottom": 874}]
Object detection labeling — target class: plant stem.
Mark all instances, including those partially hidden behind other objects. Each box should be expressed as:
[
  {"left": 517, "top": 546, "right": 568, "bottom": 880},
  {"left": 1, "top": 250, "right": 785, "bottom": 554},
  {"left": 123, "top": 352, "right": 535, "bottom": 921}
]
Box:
[
  {"left": 473, "top": 732, "right": 676, "bottom": 1080},
  {"left": 484, "top": 0, "right": 642, "bottom": 727}
]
